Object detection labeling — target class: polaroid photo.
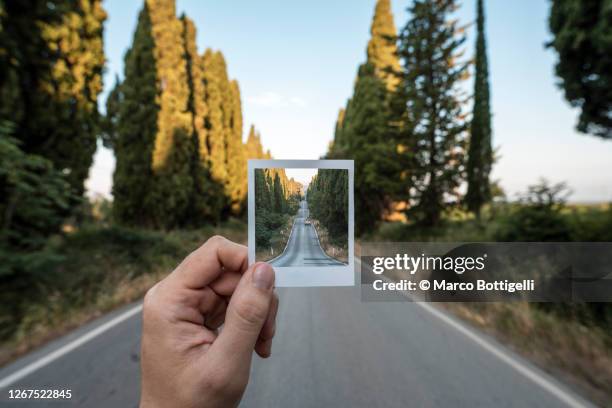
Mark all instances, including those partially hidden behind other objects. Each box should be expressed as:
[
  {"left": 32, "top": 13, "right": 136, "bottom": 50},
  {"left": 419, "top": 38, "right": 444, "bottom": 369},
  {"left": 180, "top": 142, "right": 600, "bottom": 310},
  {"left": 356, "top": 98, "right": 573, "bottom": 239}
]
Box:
[{"left": 248, "top": 159, "right": 354, "bottom": 287}]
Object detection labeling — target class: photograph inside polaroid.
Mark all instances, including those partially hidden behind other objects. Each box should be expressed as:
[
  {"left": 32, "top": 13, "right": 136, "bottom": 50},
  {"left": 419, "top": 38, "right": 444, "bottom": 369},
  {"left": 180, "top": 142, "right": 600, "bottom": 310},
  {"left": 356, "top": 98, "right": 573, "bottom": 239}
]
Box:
[
  {"left": 255, "top": 168, "right": 348, "bottom": 267},
  {"left": 248, "top": 160, "right": 354, "bottom": 287}
]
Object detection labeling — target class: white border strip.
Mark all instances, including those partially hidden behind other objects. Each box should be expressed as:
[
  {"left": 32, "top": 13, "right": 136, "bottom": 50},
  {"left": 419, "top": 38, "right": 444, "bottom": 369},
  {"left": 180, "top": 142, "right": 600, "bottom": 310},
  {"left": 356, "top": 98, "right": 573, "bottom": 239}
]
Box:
[{"left": 0, "top": 304, "right": 143, "bottom": 389}]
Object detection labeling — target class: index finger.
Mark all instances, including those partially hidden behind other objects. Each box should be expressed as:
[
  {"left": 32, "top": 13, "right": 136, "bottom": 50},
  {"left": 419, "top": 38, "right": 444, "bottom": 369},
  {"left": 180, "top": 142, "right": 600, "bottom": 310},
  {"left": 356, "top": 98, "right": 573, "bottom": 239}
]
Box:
[{"left": 170, "top": 235, "right": 248, "bottom": 289}]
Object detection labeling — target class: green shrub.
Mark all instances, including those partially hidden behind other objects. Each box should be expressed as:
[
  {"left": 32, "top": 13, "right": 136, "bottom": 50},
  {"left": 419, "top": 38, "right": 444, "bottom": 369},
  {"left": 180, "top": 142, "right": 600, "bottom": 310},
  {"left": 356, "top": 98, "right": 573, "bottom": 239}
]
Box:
[
  {"left": 495, "top": 180, "right": 572, "bottom": 241},
  {"left": 0, "top": 122, "right": 77, "bottom": 340},
  {"left": 0, "top": 225, "right": 183, "bottom": 342}
]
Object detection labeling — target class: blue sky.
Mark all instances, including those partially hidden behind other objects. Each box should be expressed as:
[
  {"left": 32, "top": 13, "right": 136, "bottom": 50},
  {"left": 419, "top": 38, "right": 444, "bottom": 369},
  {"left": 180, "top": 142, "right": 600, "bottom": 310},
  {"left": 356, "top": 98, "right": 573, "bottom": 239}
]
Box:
[{"left": 86, "top": 0, "right": 612, "bottom": 202}]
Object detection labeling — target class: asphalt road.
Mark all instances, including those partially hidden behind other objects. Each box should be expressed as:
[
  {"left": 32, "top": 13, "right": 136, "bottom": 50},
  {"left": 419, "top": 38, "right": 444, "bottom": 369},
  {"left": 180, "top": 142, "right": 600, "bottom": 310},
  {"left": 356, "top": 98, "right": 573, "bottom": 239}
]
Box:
[
  {"left": 0, "top": 275, "right": 593, "bottom": 407},
  {"left": 270, "top": 200, "right": 345, "bottom": 267}
]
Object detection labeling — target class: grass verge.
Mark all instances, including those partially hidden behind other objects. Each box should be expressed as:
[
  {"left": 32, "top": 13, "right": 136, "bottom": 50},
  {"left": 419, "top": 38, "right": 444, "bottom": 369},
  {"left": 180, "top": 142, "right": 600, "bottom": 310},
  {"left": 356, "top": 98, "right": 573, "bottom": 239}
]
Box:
[
  {"left": 442, "top": 302, "right": 612, "bottom": 406},
  {"left": 369, "top": 203, "right": 612, "bottom": 406},
  {"left": 0, "top": 220, "right": 247, "bottom": 367},
  {"left": 311, "top": 219, "right": 348, "bottom": 264},
  {"left": 256, "top": 215, "right": 294, "bottom": 262}
]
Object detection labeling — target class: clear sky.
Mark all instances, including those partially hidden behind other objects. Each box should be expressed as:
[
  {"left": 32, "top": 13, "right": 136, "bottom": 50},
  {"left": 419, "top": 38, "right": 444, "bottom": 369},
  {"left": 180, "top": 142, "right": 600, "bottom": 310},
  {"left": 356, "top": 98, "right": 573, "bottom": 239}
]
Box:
[
  {"left": 86, "top": 0, "right": 612, "bottom": 202},
  {"left": 285, "top": 168, "right": 317, "bottom": 187}
]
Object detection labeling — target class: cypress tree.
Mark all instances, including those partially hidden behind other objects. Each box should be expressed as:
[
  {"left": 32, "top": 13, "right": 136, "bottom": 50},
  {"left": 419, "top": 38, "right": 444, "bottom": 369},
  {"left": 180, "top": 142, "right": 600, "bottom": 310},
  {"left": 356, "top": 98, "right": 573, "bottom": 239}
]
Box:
[
  {"left": 202, "top": 49, "right": 228, "bottom": 185},
  {"left": 0, "top": 0, "right": 106, "bottom": 198},
  {"left": 343, "top": 63, "right": 399, "bottom": 235},
  {"left": 102, "top": 75, "right": 122, "bottom": 150},
  {"left": 396, "top": 0, "right": 468, "bottom": 227},
  {"left": 226, "top": 80, "right": 247, "bottom": 212},
  {"left": 266, "top": 171, "right": 274, "bottom": 210},
  {"left": 245, "top": 124, "right": 265, "bottom": 159},
  {"left": 112, "top": 4, "right": 158, "bottom": 226},
  {"left": 330, "top": 108, "right": 346, "bottom": 156},
  {"left": 181, "top": 15, "right": 207, "bottom": 159},
  {"left": 180, "top": 14, "right": 223, "bottom": 225},
  {"left": 465, "top": 0, "right": 493, "bottom": 218},
  {"left": 146, "top": 0, "right": 194, "bottom": 228},
  {"left": 329, "top": 0, "right": 401, "bottom": 235},
  {"left": 273, "top": 172, "right": 283, "bottom": 213},
  {"left": 367, "top": 0, "right": 401, "bottom": 91}
]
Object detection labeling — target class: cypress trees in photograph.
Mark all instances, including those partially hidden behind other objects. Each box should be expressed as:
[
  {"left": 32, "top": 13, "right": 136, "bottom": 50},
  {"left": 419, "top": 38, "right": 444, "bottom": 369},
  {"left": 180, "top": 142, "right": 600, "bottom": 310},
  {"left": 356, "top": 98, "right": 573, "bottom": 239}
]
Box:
[
  {"left": 254, "top": 169, "right": 301, "bottom": 254},
  {"left": 465, "top": 0, "right": 493, "bottom": 218},
  {"left": 307, "top": 170, "right": 349, "bottom": 247}
]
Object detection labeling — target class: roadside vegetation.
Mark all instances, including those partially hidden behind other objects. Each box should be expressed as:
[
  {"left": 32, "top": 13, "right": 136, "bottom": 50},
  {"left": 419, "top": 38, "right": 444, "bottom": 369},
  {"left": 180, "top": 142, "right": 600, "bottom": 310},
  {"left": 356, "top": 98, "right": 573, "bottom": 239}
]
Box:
[
  {"left": 255, "top": 169, "right": 302, "bottom": 261},
  {"left": 0, "top": 202, "right": 246, "bottom": 366},
  {"left": 371, "top": 180, "right": 612, "bottom": 404},
  {"left": 0, "top": 0, "right": 276, "bottom": 365},
  {"left": 310, "top": 219, "right": 349, "bottom": 264}
]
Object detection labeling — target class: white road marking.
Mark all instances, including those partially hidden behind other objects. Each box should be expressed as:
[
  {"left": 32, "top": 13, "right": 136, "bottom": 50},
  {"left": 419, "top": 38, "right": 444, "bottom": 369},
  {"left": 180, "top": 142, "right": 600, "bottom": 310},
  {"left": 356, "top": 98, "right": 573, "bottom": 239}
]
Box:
[
  {"left": 414, "top": 302, "right": 590, "bottom": 408},
  {"left": 361, "top": 258, "right": 590, "bottom": 408},
  {"left": 268, "top": 217, "right": 297, "bottom": 265},
  {"left": 0, "top": 304, "right": 143, "bottom": 389}
]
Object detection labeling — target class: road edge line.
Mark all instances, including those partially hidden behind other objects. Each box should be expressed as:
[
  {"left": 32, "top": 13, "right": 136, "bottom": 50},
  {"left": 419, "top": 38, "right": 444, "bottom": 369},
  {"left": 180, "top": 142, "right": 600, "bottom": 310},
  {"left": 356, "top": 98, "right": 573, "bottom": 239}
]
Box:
[
  {"left": 310, "top": 219, "right": 345, "bottom": 265},
  {"left": 268, "top": 217, "right": 297, "bottom": 264},
  {"left": 414, "top": 301, "right": 589, "bottom": 408},
  {"left": 0, "top": 303, "right": 143, "bottom": 390}
]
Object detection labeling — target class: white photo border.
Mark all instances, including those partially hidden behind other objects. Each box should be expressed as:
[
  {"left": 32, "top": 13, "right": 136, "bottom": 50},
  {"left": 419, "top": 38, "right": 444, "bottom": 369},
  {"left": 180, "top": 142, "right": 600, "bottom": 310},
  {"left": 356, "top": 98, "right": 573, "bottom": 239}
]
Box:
[{"left": 248, "top": 159, "right": 354, "bottom": 287}]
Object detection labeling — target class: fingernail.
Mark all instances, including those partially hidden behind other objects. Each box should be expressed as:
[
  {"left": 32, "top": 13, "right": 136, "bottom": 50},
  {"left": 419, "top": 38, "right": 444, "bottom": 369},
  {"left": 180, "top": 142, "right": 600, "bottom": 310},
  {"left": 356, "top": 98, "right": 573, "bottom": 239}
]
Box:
[{"left": 253, "top": 263, "right": 274, "bottom": 290}]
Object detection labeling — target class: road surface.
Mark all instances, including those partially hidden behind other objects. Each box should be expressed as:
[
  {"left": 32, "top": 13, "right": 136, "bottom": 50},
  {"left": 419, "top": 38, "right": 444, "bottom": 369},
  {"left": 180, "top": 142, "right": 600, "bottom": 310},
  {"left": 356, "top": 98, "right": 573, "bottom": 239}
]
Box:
[
  {"left": 0, "top": 270, "right": 593, "bottom": 407},
  {"left": 270, "top": 200, "right": 345, "bottom": 267}
]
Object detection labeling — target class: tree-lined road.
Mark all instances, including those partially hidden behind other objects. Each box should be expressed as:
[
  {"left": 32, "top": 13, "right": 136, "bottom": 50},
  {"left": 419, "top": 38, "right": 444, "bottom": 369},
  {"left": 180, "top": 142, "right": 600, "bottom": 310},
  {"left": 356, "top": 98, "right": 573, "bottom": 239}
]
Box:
[
  {"left": 270, "top": 200, "right": 345, "bottom": 267},
  {"left": 0, "top": 270, "right": 592, "bottom": 407}
]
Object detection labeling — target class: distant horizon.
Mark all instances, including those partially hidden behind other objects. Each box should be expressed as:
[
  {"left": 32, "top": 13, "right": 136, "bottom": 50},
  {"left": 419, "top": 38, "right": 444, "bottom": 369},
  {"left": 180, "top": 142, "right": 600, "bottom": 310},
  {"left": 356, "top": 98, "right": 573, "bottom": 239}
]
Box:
[{"left": 285, "top": 168, "right": 317, "bottom": 188}]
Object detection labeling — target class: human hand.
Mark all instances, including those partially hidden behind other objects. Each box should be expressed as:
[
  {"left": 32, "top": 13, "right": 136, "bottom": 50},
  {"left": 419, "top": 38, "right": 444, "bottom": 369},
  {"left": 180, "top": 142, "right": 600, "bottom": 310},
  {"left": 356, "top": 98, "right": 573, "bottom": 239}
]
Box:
[{"left": 140, "top": 236, "right": 278, "bottom": 408}]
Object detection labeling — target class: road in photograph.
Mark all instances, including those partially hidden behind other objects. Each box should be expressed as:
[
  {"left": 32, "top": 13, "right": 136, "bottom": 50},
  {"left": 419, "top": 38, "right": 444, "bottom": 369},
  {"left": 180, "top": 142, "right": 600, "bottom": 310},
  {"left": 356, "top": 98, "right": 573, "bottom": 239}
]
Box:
[{"left": 270, "top": 200, "right": 345, "bottom": 267}]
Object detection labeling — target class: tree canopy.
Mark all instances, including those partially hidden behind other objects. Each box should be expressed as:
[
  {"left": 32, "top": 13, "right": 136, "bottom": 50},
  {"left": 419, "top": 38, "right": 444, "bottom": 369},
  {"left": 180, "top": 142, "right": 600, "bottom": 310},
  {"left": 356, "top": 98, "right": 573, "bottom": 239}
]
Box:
[
  {"left": 109, "top": 0, "right": 271, "bottom": 228},
  {"left": 548, "top": 0, "right": 612, "bottom": 139}
]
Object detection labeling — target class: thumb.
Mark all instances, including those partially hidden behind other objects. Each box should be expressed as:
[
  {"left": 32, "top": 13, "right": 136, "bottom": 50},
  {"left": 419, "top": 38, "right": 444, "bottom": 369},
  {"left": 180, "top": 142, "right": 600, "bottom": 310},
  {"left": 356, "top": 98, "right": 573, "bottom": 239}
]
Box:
[{"left": 210, "top": 262, "right": 275, "bottom": 366}]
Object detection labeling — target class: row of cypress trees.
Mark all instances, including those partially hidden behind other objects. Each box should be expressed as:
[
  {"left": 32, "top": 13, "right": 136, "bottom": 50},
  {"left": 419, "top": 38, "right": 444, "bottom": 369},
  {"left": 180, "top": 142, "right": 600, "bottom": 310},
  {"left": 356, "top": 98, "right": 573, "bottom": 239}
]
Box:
[
  {"left": 254, "top": 168, "right": 302, "bottom": 250},
  {"left": 104, "top": 0, "right": 269, "bottom": 230},
  {"left": 255, "top": 169, "right": 302, "bottom": 217},
  {"left": 306, "top": 170, "right": 349, "bottom": 247},
  {"left": 329, "top": 0, "right": 493, "bottom": 233}
]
